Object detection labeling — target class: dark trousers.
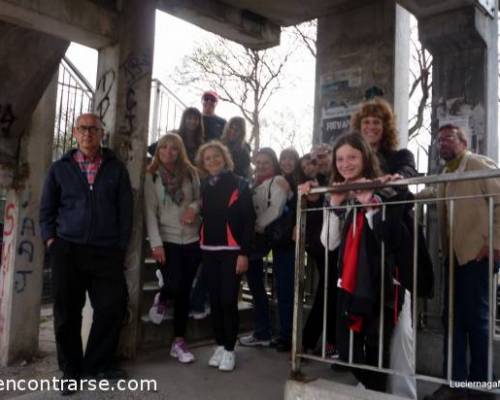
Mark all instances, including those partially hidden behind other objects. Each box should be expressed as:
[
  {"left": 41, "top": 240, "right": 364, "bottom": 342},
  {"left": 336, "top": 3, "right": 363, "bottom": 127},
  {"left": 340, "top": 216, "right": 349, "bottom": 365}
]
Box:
[
  {"left": 203, "top": 251, "right": 241, "bottom": 351},
  {"left": 336, "top": 308, "right": 394, "bottom": 392},
  {"left": 50, "top": 238, "right": 127, "bottom": 376},
  {"left": 190, "top": 263, "right": 209, "bottom": 313},
  {"left": 246, "top": 246, "right": 295, "bottom": 341},
  {"left": 443, "top": 258, "right": 490, "bottom": 381},
  {"left": 158, "top": 242, "right": 200, "bottom": 337},
  {"left": 302, "top": 247, "right": 338, "bottom": 351}
]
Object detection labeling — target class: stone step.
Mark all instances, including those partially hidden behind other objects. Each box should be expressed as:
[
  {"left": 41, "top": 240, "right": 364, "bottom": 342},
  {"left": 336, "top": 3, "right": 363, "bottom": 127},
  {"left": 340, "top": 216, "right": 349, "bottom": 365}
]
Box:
[{"left": 139, "top": 301, "right": 255, "bottom": 349}]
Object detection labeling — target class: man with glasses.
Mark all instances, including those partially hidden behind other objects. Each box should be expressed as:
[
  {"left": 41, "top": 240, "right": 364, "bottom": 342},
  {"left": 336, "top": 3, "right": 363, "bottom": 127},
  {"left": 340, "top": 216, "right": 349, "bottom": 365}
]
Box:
[
  {"left": 310, "top": 143, "right": 333, "bottom": 186},
  {"left": 201, "top": 90, "right": 226, "bottom": 141},
  {"left": 40, "top": 113, "right": 133, "bottom": 395},
  {"left": 422, "top": 124, "right": 500, "bottom": 400}
]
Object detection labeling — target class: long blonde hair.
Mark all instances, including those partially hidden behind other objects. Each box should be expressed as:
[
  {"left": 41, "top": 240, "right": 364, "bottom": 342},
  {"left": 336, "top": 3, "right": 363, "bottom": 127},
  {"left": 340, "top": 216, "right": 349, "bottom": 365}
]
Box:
[{"left": 147, "top": 132, "right": 197, "bottom": 180}]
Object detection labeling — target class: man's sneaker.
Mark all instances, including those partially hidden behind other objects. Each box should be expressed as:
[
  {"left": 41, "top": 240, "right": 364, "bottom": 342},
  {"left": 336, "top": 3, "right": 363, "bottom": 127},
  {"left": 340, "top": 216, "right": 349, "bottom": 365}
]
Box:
[
  {"left": 148, "top": 292, "right": 167, "bottom": 325},
  {"left": 218, "top": 350, "right": 235, "bottom": 372},
  {"left": 239, "top": 334, "right": 271, "bottom": 347},
  {"left": 208, "top": 346, "right": 225, "bottom": 367},
  {"left": 170, "top": 340, "right": 195, "bottom": 364}
]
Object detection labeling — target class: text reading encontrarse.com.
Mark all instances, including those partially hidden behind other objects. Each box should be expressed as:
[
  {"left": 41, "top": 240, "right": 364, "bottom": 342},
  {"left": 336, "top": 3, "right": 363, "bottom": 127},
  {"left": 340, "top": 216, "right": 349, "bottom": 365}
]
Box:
[{"left": 0, "top": 378, "right": 158, "bottom": 392}]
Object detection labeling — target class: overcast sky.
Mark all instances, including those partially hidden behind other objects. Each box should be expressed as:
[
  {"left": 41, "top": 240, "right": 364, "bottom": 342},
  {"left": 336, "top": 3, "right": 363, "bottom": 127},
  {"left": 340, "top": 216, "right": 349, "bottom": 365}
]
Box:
[{"left": 65, "top": 10, "right": 316, "bottom": 154}]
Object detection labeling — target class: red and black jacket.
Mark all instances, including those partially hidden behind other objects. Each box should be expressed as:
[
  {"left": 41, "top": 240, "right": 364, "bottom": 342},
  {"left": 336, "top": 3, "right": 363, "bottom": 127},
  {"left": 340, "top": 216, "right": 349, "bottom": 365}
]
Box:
[{"left": 200, "top": 171, "right": 255, "bottom": 255}]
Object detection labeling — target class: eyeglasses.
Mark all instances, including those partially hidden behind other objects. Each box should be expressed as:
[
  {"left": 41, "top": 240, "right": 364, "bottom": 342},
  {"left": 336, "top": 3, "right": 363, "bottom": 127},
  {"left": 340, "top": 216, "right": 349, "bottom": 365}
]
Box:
[
  {"left": 76, "top": 125, "right": 102, "bottom": 135},
  {"left": 202, "top": 96, "right": 217, "bottom": 103},
  {"left": 315, "top": 152, "right": 330, "bottom": 159}
]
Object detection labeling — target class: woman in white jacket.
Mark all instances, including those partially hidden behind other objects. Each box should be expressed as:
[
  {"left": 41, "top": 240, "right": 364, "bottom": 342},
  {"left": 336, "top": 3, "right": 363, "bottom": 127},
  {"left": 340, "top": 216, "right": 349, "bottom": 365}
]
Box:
[
  {"left": 144, "top": 132, "right": 201, "bottom": 364},
  {"left": 239, "top": 147, "right": 296, "bottom": 352}
]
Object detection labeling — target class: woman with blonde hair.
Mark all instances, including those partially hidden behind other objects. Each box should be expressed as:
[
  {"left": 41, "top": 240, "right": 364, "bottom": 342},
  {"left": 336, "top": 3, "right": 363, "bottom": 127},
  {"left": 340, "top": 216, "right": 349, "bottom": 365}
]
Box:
[
  {"left": 221, "top": 116, "right": 251, "bottom": 178},
  {"left": 196, "top": 141, "right": 255, "bottom": 371},
  {"left": 144, "top": 132, "right": 201, "bottom": 364}
]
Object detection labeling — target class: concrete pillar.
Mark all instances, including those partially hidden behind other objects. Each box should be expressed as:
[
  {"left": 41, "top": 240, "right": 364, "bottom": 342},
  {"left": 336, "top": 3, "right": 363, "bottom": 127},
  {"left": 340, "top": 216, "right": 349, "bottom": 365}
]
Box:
[
  {"left": 419, "top": 5, "right": 498, "bottom": 163},
  {"left": 0, "top": 21, "right": 68, "bottom": 186},
  {"left": 416, "top": 5, "right": 498, "bottom": 327},
  {"left": 90, "top": 0, "right": 155, "bottom": 359},
  {"left": 313, "top": 0, "right": 410, "bottom": 146},
  {"left": 0, "top": 74, "right": 57, "bottom": 365}
]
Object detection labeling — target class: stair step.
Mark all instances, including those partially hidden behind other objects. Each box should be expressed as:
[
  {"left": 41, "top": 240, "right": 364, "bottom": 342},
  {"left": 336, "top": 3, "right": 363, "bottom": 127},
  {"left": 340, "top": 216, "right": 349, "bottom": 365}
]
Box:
[{"left": 139, "top": 301, "right": 254, "bottom": 349}]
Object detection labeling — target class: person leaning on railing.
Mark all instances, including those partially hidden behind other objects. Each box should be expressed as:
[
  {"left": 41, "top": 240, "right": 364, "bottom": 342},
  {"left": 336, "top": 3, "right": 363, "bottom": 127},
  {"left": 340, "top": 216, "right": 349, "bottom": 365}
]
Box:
[
  {"left": 418, "top": 124, "right": 500, "bottom": 400},
  {"left": 308, "top": 132, "right": 412, "bottom": 393}
]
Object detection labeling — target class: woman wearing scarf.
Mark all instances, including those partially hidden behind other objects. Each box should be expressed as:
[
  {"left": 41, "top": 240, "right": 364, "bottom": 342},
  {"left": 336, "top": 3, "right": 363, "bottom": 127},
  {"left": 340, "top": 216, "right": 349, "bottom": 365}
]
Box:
[{"left": 144, "top": 132, "right": 201, "bottom": 364}]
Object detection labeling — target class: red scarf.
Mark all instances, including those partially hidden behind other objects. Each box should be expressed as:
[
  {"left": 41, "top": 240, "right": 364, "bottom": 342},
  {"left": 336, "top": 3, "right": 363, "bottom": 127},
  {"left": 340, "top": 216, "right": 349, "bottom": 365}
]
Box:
[{"left": 340, "top": 210, "right": 366, "bottom": 332}]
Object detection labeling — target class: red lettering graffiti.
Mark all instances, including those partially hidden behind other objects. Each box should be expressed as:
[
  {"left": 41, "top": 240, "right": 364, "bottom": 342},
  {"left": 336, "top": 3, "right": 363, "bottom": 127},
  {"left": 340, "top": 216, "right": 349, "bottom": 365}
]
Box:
[{"left": 3, "top": 203, "right": 15, "bottom": 237}]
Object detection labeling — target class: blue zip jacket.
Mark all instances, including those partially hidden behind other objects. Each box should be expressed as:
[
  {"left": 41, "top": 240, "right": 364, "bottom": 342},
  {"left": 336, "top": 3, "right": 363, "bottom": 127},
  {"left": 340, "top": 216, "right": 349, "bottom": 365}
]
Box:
[{"left": 39, "top": 148, "right": 133, "bottom": 250}]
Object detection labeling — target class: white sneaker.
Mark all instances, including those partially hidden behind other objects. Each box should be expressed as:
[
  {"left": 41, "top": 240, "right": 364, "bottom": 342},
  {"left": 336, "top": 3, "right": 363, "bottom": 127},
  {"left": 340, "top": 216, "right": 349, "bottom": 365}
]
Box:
[
  {"left": 208, "top": 346, "right": 225, "bottom": 367},
  {"left": 218, "top": 350, "right": 235, "bottom": 372},
  {"left": 170, "top": 340, "right": 195, "bottom": 364},
  {"left": 148, "top": 293, "right": 167, "bottom": 325}
]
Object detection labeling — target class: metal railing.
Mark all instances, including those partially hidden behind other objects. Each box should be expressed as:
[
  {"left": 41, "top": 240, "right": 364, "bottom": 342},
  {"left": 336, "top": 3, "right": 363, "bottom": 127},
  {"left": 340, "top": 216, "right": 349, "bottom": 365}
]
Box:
[
  {"left": 291, "top": 169, "right": 500, "bottom": 393},
  {"left": 148, "top": 78, "right": 187, "bottom": 144},
  {"left": 53, "top": 57, "right": 94, "bottom": 160}
]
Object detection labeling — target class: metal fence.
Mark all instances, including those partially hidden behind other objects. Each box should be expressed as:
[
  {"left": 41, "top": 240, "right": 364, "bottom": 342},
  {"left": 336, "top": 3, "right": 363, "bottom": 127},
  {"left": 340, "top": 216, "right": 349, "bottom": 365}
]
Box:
[
  {"left": 148, "top": 78, "right": 187, "bottom": 144},
  {"left": 53, "top": 57, "right": 94, "bottom": 160},
  {"left": 291, "top": 169, "right": 500, "bottom": 394}
]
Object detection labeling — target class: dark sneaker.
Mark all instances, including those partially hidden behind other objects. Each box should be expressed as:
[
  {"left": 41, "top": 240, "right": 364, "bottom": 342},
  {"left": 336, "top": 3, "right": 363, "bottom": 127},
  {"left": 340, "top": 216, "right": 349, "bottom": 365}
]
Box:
[{"left": 239, "top": 334, "right": 271, "bottom": 347}]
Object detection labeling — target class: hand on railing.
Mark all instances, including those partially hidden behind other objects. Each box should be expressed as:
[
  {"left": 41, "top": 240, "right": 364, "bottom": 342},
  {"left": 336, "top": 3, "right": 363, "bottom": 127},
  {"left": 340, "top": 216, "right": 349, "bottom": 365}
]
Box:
[
  {"left": 377, "top": 173, "right": 403, "bottom": 184},
  {"left": 298, "top": 179, "right": 320, "bottom": 202}
]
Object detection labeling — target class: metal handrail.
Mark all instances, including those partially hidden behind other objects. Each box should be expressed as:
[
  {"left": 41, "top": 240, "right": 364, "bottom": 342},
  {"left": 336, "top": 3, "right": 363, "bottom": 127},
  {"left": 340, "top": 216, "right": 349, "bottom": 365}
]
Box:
[
  {"left": 292, "top": 169, "right": 500, "bottom": 391},
  {"left": 306, "top": 168, "right": 500, "bottom": 195}
]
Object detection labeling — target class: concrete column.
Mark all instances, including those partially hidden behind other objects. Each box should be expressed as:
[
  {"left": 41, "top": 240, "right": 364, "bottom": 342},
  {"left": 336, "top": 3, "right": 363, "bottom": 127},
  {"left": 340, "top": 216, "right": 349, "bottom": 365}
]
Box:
[
  {"left": 0, "top": 74, "right": 57, "bottom": 365},
  {"left": 313, "top": 0, "right": 410, "bottom": 146},
  {"left": 90, "top": 0, "right": 155, "bottom": 359},
  {"left": 419, "top": 5, "right": 498, "bottom": 163},
  {"left": 417, "top": 5, "right": 498, "bottom": 327}
]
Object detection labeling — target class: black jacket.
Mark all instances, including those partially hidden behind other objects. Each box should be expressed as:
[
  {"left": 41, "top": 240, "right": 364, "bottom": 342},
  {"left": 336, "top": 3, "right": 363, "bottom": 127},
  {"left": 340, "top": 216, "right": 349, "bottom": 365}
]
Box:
[
  {"left": 39, "top": 148, "right": 133, "bottom": 250},
  {"left": 200, "top": 171, "right": 255, "bottom": 255}
]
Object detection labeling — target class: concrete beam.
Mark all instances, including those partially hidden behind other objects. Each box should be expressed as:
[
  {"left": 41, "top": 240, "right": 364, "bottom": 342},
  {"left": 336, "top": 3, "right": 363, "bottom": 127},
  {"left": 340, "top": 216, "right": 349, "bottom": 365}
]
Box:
[
  {"left": 157, "top": 0, "right": 280, "bottom": 49},
  {"left": 0, "top": 0, "right": 118, "bottom": 48},
  {"left": 396, "top": 0, "right": 496, "bottom": 18}
]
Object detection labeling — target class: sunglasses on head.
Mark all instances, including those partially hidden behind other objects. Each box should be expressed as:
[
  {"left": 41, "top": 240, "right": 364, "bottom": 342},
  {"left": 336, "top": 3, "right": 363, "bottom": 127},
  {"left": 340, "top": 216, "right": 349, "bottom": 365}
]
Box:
[{"left": 203, "top": 96, "right": 217, "bottom": 103}]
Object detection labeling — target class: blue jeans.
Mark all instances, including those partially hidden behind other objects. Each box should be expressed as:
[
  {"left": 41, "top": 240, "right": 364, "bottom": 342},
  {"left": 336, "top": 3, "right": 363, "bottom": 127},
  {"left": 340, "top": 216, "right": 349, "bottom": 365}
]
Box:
[
  {"left": 443, "top": 258, "right": 490, "bottom": 381},
  {"left": 246, "top": 246, "right": 295, "bottom": 341}
]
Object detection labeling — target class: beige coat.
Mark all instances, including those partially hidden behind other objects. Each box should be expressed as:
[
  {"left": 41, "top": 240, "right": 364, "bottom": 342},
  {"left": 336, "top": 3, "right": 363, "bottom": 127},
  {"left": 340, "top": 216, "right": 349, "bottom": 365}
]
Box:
[{"left": 418, "top": 151, "right": 500, "bottom": 266}]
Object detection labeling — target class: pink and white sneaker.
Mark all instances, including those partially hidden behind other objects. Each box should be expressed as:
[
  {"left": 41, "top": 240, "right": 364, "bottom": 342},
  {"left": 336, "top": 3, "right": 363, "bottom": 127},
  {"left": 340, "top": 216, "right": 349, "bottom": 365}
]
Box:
[{"left": 170, "top": 340, "right": 195, "bottom": 364}]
